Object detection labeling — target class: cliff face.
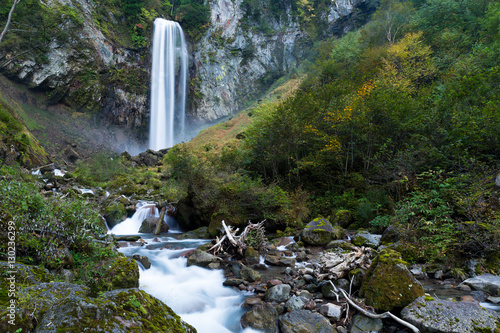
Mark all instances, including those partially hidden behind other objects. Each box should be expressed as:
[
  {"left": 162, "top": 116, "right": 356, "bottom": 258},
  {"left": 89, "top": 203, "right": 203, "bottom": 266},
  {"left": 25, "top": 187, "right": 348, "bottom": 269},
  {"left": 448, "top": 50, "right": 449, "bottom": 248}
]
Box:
[
  {"left": 0, "top": 0, "right": 376, "bottom": 142},
  {"left": 190, "top": 0, "right": 376, "bottom": 123}
]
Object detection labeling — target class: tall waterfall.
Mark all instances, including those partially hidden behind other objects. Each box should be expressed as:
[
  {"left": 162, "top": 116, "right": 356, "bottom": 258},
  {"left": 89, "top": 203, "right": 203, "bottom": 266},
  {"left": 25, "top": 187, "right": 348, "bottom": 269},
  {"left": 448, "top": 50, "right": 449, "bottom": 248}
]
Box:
[{"left": 149, "top": 18, "right": 188, "bottom": 150}]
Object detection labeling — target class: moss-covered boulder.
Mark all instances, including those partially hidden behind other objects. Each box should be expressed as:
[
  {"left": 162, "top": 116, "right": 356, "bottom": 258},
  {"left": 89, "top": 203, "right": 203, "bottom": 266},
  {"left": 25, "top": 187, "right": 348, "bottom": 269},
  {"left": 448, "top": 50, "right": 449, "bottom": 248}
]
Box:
[
  {"left": 0, "top": 284, "right": 196, "bottom": 333},
  {"left": 351, "top": 230, "right": 381, "bottom": 249},
  {"left": 334, "top": 209, "right": 353, "bottom": 228},
  {"left": 301, "top": 218, "right": 343, "bottom": 246},
  {"left": 85, "top": 255, "right": 139, "bottom": 295},
  {"left": 0, "top": 262, "right": 54, "bottom": 308},
  {"left": 103, "top": 202, "right": 128, "bottom": 229},
  {"left": 177, "top": 226, "right": 210, "bottom": 239},
  {"left": 359, "top": 249, "right": 424, "bottom": 311}
]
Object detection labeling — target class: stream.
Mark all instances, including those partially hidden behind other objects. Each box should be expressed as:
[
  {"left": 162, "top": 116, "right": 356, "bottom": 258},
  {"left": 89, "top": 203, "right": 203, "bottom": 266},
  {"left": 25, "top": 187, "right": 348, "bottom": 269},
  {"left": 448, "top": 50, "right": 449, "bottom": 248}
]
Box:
[{"left": 108, "top": 203, "right": 260, "bottom": 333}]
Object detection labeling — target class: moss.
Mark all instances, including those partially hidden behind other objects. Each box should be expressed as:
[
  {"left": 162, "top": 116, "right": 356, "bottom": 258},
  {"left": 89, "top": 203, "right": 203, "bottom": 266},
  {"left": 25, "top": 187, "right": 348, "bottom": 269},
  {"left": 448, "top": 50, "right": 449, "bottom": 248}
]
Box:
[
  {"left": 424, "top": 295, "right": 435, "bottom": 301},
  {"left": 360, "top": 249, "right": 424, "bottom": 311}
]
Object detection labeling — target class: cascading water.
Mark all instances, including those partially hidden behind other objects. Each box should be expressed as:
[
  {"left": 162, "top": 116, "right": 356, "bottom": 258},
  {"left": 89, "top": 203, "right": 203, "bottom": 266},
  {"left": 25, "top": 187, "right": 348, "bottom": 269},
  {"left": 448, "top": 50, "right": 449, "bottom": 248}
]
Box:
[
  {"left": 108, "top": 204, "right": 260, "bottom": 333},
  {"left": 149, "top": 18, "right": 188, "bottom": 150}
]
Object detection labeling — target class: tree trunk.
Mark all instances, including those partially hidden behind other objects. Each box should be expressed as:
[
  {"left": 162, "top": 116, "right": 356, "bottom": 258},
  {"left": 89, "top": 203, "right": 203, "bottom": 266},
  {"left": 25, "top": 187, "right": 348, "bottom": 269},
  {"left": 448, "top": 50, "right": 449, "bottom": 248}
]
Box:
[{"left": 0, "top": 0, "right": 21, "bottom": 45}]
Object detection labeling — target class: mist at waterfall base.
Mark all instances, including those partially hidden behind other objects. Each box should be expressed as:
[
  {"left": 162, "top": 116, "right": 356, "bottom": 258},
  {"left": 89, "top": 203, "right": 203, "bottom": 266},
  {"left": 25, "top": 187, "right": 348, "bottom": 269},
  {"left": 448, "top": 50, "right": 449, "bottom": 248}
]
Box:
[
  {"left": 108, "top": 204, "right": 261, "bottom": 333},
  {"left": 149, "top": 18, "right": 188, "bottom": 151}
]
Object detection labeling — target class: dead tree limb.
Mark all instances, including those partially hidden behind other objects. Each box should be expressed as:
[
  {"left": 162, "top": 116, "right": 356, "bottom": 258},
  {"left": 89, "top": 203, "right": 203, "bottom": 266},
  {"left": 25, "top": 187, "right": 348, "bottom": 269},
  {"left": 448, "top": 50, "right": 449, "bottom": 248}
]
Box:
[{"left": 328, "top": 281, "right": 420, "bottom": 333}]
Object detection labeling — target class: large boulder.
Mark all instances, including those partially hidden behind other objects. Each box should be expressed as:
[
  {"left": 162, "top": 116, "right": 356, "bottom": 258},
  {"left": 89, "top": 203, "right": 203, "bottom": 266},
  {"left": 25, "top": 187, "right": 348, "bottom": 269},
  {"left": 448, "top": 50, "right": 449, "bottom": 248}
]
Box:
[
  {"left": 349, "top": 314, "right": 383, "bottom": 333},
  {"left": 351, "top": 230, "right": 381, "bottom": 249},
  {"left": 461, "top": 273, "right": 500, "bottom": 296},
  {"left": 240, "top": 303, "right": 279, "bottom": 333},
  {"left": 139, "top": 216, "right": 169, "bottom": 233},
  {"left": 186, "top": 249, "right": 218, "bottom": 268},
  {"left": 301, "top": 218, "right": 343, "bottom": 246},
  {"left": 1, "top": 284, "right": 195, "bottom": 333},
  {"left": 401, "top": 296, "right": 500, "bottom": 333},
  {"left": 278, "top": 310, "right": 334, "bottom": 333},
  {"left": 359, "top": 249, "right": 424, "bottom": 311},
  {"left": 103, "top": 203, "right": 127, "bottom": 229},
  {"left": 177, "top": 226, "right": 210, "bottom": 239}
]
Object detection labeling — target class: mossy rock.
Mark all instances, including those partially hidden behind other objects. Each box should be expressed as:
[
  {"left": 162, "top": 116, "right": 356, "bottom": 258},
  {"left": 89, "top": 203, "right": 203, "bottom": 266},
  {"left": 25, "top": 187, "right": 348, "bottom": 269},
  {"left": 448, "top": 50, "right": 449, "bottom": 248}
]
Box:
[
  {"left": 1, "top": 284, "right": 196, "bottom": 332},
  {"left": 360, "top": 249, "right": 424, "bottom": 312},
  {"left": 0, "top": 262, "right": 54, "bottom": 308},
  {"left": 351, "top": 230, "right": 381, "bottom": 249},
  {"left": 301, "top": 218, "right": 343, "bottom": 246},
  {"left": 334, "top": 209, "right": 353, "bottom": 228},
  {"left": 177, "top": 226, "right": 210, "bottom": 239},
  {"left": 103, "top": 203, "right": 127, "bottom": 229},
  {"left": 86, "top": 255, "right": 139, "bottom": 295}
]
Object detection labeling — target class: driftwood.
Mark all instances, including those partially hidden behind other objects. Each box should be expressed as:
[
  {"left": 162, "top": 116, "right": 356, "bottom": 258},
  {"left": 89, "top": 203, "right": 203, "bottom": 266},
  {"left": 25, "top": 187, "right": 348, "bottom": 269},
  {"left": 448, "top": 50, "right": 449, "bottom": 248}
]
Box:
[
  {"left": 328, "top": 281, "right": 420, "bottom": 333},
  {"left": 209, "top": 220, "right": 266, "bottom": 256},
  {"left": 314, "top": 246, "right": 373, "bottom": 280}
]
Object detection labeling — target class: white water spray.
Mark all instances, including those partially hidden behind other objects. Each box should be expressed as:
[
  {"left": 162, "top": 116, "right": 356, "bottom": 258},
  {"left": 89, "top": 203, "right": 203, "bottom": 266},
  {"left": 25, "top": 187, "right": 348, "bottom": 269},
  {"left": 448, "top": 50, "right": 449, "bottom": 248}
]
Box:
[{"left": 150, "top": 18, "right": 188, "bottom": 150}]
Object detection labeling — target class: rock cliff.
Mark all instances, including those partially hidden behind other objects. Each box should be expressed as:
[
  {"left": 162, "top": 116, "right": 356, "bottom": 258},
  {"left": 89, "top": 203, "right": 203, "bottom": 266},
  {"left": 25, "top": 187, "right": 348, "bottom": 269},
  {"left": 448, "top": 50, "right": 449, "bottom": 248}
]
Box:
[{"left": 0, "top": 0, "right": 377, "bottom": 143}]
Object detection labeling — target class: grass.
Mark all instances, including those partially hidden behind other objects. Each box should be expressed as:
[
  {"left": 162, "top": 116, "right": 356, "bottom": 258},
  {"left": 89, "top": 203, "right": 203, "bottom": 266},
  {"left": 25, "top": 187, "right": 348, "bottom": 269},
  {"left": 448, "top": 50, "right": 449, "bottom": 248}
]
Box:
[{"left": 185, "top": 75, "right": 304, "bottom": 156}]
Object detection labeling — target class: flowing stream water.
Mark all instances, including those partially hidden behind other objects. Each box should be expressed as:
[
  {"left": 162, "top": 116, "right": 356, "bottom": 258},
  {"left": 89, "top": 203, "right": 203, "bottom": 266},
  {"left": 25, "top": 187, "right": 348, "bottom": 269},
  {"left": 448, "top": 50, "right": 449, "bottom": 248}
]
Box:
[{"left": 108, "top": 204, "right": 260, "bottom": 333}]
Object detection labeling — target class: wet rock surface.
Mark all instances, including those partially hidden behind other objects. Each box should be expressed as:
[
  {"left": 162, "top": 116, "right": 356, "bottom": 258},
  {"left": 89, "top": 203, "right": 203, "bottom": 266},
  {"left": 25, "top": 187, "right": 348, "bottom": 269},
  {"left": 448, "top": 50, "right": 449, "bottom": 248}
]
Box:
[{"left": 401, "top": 296, "right": 500, "bottom": 333}]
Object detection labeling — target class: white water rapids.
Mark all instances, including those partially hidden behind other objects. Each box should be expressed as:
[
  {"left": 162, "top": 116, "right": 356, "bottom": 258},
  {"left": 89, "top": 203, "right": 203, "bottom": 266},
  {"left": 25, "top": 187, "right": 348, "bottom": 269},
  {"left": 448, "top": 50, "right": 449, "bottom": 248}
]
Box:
[{"left": 108, "top": 204, "right": 261, "bottom": 333}]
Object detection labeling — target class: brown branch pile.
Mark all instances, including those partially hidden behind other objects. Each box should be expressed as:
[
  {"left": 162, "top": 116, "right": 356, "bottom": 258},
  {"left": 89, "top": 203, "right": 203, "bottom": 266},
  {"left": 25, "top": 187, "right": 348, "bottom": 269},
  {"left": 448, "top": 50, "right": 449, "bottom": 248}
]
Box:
[{"left": 209, "top": 220, "right": 266, "bottom": 256}]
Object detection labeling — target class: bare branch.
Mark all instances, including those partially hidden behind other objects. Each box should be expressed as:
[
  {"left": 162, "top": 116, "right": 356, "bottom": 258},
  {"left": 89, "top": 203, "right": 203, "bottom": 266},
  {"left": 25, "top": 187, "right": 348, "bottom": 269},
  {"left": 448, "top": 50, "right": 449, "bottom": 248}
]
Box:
[{"left": 0, "top": 0, "right": 21, "bottom": 45}]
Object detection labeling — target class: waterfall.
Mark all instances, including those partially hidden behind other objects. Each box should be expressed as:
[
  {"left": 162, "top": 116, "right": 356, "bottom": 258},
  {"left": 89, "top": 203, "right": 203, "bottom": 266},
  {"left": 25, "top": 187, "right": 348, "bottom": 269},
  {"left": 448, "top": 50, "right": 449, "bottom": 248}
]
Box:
[{"left": 150, "top": 18, "right": 188, "bottom": 151}]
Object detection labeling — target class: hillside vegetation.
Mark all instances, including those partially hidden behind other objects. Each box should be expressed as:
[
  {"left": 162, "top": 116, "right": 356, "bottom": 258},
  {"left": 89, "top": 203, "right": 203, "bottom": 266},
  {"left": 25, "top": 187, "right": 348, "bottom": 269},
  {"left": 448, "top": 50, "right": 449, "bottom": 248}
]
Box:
[
  {"left": 165, "top": 0, "right": 500, "bottom": 271},
  {"left": 0, "top": 0, "right": 499, "bottom": 280}
]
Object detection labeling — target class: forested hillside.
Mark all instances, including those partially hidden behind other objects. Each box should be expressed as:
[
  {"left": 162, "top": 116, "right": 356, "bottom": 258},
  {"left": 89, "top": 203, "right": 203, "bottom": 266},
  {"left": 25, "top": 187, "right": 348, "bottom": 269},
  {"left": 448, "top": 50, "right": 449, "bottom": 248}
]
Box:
[{"left": 172, "top": 0, "right": 500, "bottom": 271}]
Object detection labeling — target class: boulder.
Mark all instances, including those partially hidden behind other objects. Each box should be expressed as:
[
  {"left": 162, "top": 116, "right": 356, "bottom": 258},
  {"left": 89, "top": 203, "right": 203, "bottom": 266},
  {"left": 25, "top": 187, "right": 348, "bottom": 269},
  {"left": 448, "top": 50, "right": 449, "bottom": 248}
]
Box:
[
  {"left": 265, "top": 284, "right": 292, "bottom": 303},
  {"left": 319, "top": 303, "right": 342, "bottom": 321},
  {"left": 349, "top": 314, "right": 383, "bottom": 333},
  {"left": 264, "top": 254, "right": 296, "bottom": 267},
  {"left": 244, "top": 246, "right": 261, "bottom": 266},
  {"left": 461, "top": 273, "right": 500, "bottom": 296},
  {"left": 103, "top": 203, "right": 127, "bottom": 229},
  {"left": 401, "top": 296, "right": 500, "bottom": 333},
  {"left": 132, "top": 254, "right": 151, "bottom": 269},
  {"left": 352, "top": 230, "right": 381, "bottom": 249},
  {"left": 285, "top": 295, "right": 308, "bottom": 311},
  {"left": 301, "top": 218, "right": 343, "bottom": 246},
  {"left": 0, "top": 262, "right": 53, "bottom": 286},
  {"left": 186, "top": 249, "right": 218, "bottom": 268},
  {"left": 359, "top": 249, "right": 424, "bottom": 311},
  {"left": 1, "top": 284, "right": 195, "bottom": 333},
  {"left": 177, "top": 226, "right": 210, "bottom": 239},
  {"left": 334, "top": 209, "right": 353, "bottom": 228},
  {"left": 240, "top": 265, "right": 261, "bottom": 282},
  {"left": 139, "top": 216, "right": 169, "bottom": 234},
  {"left": 380, "top": 225, "right": 399, "bottom": 245},
  {"left": 278, "top": 310, "right": 334, "bottom": 333},
  {"left": 241, "top": 303, "right": 279, "bottom": 333}
]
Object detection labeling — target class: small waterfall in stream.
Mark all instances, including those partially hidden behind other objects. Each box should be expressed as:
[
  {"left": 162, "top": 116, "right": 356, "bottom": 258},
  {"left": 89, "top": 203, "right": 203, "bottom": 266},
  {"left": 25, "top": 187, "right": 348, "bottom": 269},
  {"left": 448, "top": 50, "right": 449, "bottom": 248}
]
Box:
[
  {"left": 149, "top": 18, "right": 188, "bottom": 150},
  {"left": 108, "top": 203, "right": 259, "bottom": 333}
]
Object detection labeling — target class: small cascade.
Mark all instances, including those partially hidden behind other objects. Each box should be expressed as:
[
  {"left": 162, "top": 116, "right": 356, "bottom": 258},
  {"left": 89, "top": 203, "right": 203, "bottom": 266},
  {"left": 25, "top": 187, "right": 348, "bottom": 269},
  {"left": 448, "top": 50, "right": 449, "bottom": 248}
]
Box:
[
  {"left": 149, "top": 18, "right": 188, "bottom": 150},
  {"left": 108, "top": 201, "right": 181, "bottom": 234},
  {"left": 120, "top": 237, "right": 259, "bottom": 333},
  {"left": 108, "top": 202, "right": 158, "bottom": 234}
]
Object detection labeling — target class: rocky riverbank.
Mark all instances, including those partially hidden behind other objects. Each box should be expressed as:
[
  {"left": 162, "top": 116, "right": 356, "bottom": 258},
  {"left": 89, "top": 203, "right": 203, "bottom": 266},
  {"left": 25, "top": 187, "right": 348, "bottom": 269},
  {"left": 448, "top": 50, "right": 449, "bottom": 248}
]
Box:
[{"left": 178, "top": 218, "right": 500, "bottom": 333}]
